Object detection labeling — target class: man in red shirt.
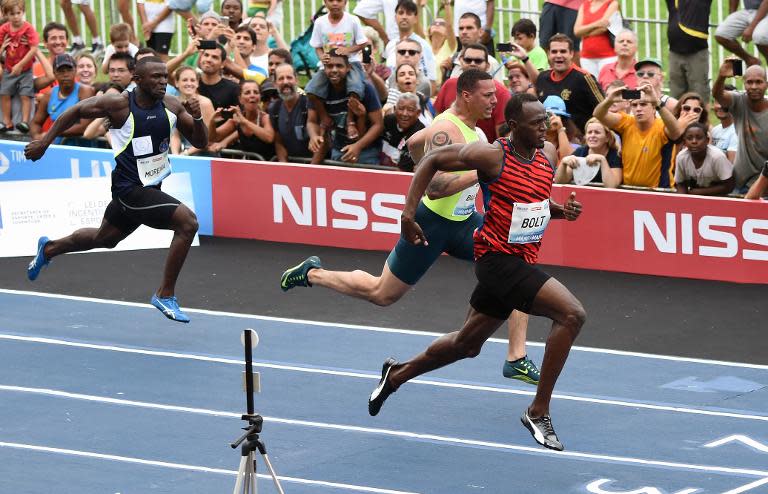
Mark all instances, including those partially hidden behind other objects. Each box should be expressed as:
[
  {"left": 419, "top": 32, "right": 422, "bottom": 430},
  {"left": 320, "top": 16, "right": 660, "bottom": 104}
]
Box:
[
  {"left": 434, "top": 43, "right": 510, "bottom": 141},
  {"left": 598, "top": 29, "right": 638, "bottom": 90}
]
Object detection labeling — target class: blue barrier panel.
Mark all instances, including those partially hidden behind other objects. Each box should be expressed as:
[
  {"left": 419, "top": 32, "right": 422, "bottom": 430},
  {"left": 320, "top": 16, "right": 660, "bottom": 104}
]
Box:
[{"left": 0, "top": 140, "right": 213, "bottom": 235}]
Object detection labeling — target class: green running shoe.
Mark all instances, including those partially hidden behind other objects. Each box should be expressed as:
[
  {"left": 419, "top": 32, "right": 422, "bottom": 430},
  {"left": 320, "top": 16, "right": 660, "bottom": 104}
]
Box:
[
  {"left": 280, "top": 256, "right": 322, "bottom": 291},
  {"left": 503, "top": 355, "right": 540, "bottom": 385}
]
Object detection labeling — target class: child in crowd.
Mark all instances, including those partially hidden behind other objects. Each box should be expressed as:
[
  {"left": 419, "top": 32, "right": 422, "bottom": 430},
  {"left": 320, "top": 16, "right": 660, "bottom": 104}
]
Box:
[
  {"left": 674, "top": 122, "right": 735, "bottom": 196},
  {"left": 305, "top": 0, "right": 369, "bottom": 139},
  {"left": 509, "top": 19, "right": 549, "bottom": 71},
  {"left": 137, "top": 0, "right": 176, "bottom": 61},
  {"left": 100, "top": 23, "right": 140, "bottom": 74},
  {"left": 0, "top": 0, "right": 39, "bottom": 133}
]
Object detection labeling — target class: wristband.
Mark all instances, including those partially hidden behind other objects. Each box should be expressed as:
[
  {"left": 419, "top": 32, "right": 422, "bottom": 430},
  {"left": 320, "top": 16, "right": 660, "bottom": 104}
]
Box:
[
  {"left": 193, "top": 115, "right": 203, "bottom": 121},
  {"left": 762, "top": 162, "right": 768, "bottom": 178},
  {"left": 521, "top": 56, "right": 529, "bottom": 63}
]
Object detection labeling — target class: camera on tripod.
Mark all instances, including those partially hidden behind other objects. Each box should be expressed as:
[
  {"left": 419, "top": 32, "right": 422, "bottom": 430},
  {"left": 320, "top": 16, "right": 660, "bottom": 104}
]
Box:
[{"left": 231, "top": 329, "right": 285, "bottom": 494}]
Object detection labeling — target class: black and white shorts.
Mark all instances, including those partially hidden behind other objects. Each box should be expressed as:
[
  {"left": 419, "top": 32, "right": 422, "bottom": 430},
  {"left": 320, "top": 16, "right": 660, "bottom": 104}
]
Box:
[
  {"left": 104, "top": 185, "right": 180, "bottom": 234},
  {"left": 469, "top": 252, "right": 551, "bottom": 320}
]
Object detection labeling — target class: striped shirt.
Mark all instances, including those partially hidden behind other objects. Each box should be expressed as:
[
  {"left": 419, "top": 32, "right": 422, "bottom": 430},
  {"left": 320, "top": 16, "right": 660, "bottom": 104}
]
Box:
[{"left": 474, "top": 139, "right": 555, "bottom": 264}]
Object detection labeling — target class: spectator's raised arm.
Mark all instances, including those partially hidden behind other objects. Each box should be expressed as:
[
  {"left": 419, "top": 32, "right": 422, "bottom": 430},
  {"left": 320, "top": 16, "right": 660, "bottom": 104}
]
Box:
[
  {"left": 713, "top": 59, "right": 737, "bottom": 110},
  {"left": 593, "top": 84, "right": 623, "bottom": 129}
]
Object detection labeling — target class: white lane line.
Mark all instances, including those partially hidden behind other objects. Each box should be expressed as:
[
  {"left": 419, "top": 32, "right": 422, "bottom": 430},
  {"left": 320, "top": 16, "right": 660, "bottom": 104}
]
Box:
[
  {"left": 0, "top": 441, "right": 419, "bottom": 494},
  {"left": 2, "top": 288, "right": 766, "bottom": 370},
  {"left": 1, "top": 334, "right": 767, "bottom": 423},
  {"left": 723, "top": 477, "right": 768, "bottom": 494},
  {"left": 1, "top": 385, "right": 767, "bottom": 479}
]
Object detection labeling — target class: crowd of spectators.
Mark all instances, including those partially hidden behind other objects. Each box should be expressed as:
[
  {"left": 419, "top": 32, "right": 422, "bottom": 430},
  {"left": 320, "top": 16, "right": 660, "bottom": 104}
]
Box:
[{"left": 1, "top": 0, "right": 767, "bottom": 198}]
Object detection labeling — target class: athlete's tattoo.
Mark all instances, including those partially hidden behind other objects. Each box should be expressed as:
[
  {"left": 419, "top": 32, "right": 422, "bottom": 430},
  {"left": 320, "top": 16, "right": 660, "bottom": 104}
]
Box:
[
  {"left": 424, "top": 130, "right": 452, "bottom": 153},
  {"left": 424, "top": 131, "right": 458, "bottom": 196}
]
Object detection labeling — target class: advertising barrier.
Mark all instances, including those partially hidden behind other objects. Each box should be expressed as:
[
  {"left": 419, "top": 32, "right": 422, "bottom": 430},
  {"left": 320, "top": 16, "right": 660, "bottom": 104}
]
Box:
[
  {"left": 212, "top": 158, "right": 768, "bottom": 284},
  {"left": 2, "top": 143, "right": 764, "bottom": 283},
  {"left": 0, "top": 140, "right": 213, "bottom": 235},
  {"left": 0, "top": 174, "right": 200, "bottom": 257}
]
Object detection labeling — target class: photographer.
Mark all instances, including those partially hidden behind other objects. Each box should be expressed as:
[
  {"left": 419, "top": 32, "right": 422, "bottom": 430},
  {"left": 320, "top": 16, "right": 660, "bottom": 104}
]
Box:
[{"left": 594, "top": 83, "right": 683, "bottom": 188}]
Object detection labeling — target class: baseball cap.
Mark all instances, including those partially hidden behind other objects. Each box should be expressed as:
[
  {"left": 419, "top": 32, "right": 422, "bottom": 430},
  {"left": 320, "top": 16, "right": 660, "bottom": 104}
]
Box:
[
  {"left": 542, "top": 95, "right": 571, "bottom": 118},
  {"left": 200, "top": 10, "right": 221, "bottom": 22},
  {"left": 53, "top": 53, "right": 76, "bottom": 70},
  {"left": 634, "top": 57, "right": 663, "bottom": 71},
  {"left": 260, "top": 80, "right": 278, "bottom": 97}
]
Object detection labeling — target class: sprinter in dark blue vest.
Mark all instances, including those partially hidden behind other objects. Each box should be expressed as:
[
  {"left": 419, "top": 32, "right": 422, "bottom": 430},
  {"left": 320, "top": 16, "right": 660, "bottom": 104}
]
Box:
[{"left": 24, "top": 56, "right": 208, "bottom": 323}]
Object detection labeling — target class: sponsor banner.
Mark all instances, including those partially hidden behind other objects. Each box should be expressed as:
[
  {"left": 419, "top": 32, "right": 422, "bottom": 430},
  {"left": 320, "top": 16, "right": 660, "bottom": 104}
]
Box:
[
  {"left": 0, "top": 174, "right": 199, "bottom": 258},
  {"left": 0, "top": 140, "right": 213, "bottom": 235},
  {"left": 542, "top": 186, "right": 768, "bottom": 284},
  {"left": 212, "top": 159, "right": 412, "bottom": 250},
  {"left": 212, "top": 160, "right": 768, "bottom": 284}
]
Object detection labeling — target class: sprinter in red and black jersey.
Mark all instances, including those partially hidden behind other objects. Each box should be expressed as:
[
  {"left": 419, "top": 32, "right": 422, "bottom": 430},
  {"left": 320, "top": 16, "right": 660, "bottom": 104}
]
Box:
[{"left": 367, "top": 93, "right": 585, "bottom": 452}]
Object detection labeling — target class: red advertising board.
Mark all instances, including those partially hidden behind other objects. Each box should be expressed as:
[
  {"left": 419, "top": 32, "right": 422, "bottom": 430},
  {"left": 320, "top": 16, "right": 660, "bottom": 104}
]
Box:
[{"left": 212, "top": 159, "right": 768, "bottom": 284}]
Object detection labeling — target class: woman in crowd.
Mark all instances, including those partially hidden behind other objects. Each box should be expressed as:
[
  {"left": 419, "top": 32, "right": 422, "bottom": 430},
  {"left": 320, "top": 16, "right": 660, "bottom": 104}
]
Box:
[
  {"left": 383, "top": 63, "right": 432, "bottom": 125},
  {"left": 171, "top": 66, "right": 217, "bottom": 156},
  {"left": 673, "top": 92, "right": 709, "bottom": 128},
  {"left": 428, "top": 1, "right": 456, "bottom": 86},
  {"left": 506, "top": 62, "right": 537, "bottom": 96},
  {"left": 75, "top": 53, "right": 98, "bottom": 87},
  {"left": 221, "top": 0, "right": 244, "bottom": 30},
  {"left": 573, "top": 0, "right": 619, "bottom": 77},
  {"left": 555, "top": 117, "right": 623, "bottom": 188},
  {"left": 543, "top": 95, "right": 580, "bottom": 160},
  {"left": 208, "top": 79, "right": 275, "bottom": 159}
]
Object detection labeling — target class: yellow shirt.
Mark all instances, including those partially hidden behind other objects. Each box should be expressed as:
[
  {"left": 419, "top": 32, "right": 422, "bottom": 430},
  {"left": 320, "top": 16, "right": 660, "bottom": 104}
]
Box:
[{"left": 613, "top": 113, "right": 669, "bottom": 188}]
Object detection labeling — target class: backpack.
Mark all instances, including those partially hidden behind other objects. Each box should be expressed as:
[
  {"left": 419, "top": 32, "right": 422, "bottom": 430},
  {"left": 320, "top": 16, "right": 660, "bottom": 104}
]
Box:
[{"left": 290, "top": 6, "right": 326, "bottom": 77}]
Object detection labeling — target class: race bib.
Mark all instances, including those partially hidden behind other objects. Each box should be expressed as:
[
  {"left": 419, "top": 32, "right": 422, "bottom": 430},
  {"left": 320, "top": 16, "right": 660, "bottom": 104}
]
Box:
[
  {"left": 453, "top": 183, "right": 480, "bottom": 216},
  {"left": 507, "top": 199, "right": 550, "bottom": 244},
  {"left": 137, "top": 151, "right": 171, "bottom": 186}
]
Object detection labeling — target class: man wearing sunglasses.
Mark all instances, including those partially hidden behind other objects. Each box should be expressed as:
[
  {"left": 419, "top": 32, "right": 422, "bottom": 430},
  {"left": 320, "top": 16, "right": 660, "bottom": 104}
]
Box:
[
  {"left": 383, "top": 0, "right": 437, "bottom": 94},
  {"left": 385, "top": 39, "right": 434, "bottom": 98},
  {"left": 448, "top": 13, "right": 505, "bottom": 84},
  {"left": 434, "top": 43, "right": 511, "bottom": 142},
  {"left": 633, "top": 57, "right": 678, "bottom": 112}
]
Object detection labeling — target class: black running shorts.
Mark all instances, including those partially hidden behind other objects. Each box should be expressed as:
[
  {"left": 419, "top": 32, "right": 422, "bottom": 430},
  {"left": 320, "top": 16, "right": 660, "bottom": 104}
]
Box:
[
  {"left": 469, "top": 252, "right": 551, "bottom": 320},
  {"left": 104, "top": 185, "right": 181, "bottom": 234}
]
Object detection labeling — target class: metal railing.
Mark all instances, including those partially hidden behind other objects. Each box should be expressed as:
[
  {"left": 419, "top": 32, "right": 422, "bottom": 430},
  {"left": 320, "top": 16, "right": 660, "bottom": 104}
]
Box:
[{"left": 32, "top": 0, "right": 744, "bottom": 80}]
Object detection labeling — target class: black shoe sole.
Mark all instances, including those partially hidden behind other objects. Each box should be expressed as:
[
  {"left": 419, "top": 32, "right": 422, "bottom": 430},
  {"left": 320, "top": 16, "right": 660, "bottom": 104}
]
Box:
[{"left": 368, "top": 358, "right": 397, "bottom": 416}]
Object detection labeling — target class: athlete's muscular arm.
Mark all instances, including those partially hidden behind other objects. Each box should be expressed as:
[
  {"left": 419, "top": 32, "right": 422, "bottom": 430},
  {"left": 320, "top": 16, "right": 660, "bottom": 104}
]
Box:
[
  {"left": 166, "top": 94, "right": 208, "bottom": 150},
  {"left": 24, "top": 93, "right": 128, "bottom": 161},
  {"left": 423, "top": 129, "right": 480, "bottom": 199},
  {"left": 402, "top": 141, "right": 501, "bottom": 245}
]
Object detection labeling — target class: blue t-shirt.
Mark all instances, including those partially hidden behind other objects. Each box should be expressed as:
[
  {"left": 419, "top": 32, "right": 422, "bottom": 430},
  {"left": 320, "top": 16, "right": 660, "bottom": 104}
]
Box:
[{"left": 573, "top": 145, "right": 622, "bottom": 184}]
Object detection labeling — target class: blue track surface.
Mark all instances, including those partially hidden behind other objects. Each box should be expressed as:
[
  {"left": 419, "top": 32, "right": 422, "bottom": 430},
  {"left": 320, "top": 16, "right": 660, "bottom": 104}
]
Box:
[{"left": 1, "top": 289, "right": 767, "bottom": 494}]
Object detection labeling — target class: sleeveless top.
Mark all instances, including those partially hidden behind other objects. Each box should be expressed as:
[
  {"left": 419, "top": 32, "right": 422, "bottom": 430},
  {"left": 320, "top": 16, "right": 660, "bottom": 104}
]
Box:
[
  {"left": 47, "top": 83, "right": 81, "bottom": 144},
  {"left": 580, "top": 0, "right": 617, "bottom": 59},
  {"left": 109, "top": 91, "right": 177, "bottom": 197},
  {"left": 422, "top": 111, "right": 483, "bottom": 221},
  {"left": 474, "top": 138, "right": 555, "bottom": 264},
  {"left": 237, "top": 119, "right": 275, "bottom": 159}
]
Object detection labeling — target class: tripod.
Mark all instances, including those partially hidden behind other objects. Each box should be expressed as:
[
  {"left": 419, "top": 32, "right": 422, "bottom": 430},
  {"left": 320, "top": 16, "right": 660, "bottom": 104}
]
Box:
[
  {"left": 231, "top": 414, "right": 285, "bottom": 494},
  {"left": 231, "top": 329, "right": 285, "bottom": 494}
]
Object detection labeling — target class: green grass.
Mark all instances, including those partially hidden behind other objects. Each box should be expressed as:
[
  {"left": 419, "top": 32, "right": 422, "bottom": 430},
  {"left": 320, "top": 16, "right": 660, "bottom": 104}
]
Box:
[{"left": 30, "top": 0, "right": 747, "bottom": 90}]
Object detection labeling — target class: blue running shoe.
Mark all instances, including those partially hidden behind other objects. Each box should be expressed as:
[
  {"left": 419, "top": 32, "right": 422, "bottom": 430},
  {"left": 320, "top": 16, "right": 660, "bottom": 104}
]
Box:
[
  {"left": 27, "top": 236, "right": 51, "bottom": 281},
  {"left": 151, "top": 294, "right": 191, "bottom": 323},
  {"left": 503, "top": 355, "right": 540, "bottom": 385},
  {"left": 280, "top": 256, "right": 322, "bottom": 291}
]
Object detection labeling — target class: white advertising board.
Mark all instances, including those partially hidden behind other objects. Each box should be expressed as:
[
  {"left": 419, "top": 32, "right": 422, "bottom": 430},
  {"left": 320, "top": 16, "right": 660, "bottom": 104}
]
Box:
[{"left": 0, "top": 173, "right": 199, "bottom": 258}]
